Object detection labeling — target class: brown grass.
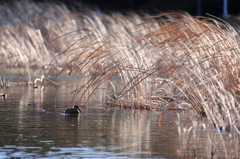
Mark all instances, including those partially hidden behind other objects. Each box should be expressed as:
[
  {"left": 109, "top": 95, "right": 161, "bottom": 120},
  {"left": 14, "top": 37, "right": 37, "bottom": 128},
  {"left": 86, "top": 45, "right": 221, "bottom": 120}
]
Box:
[{"left": 1, "top": 1, "right": 240, "bottom": 136}]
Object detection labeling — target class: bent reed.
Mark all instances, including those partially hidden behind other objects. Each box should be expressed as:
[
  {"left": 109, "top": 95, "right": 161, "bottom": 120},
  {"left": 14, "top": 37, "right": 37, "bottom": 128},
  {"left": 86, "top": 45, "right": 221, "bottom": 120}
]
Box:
[{"left": 1, "top": 1, "right": 240, "bottom": 132}]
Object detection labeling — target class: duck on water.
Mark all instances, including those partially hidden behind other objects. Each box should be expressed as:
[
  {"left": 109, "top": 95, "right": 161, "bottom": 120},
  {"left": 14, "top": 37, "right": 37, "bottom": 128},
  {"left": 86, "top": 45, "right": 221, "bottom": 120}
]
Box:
[{"left": 65, "top": 105, "right": 82, "bottom": 115}]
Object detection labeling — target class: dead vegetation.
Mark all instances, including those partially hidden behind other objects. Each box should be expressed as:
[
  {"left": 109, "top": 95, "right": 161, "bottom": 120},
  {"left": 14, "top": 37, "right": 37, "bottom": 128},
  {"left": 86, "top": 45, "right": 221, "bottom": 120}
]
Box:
[{"left": 1, "top": 1, "right": 240, "bottom": 137}]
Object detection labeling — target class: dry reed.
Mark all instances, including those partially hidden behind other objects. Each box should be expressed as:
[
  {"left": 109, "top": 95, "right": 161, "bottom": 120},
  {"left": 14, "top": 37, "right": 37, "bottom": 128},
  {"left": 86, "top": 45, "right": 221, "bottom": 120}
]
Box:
[{"left": 1, "top": 1, "right": 240, "bottom": 135}]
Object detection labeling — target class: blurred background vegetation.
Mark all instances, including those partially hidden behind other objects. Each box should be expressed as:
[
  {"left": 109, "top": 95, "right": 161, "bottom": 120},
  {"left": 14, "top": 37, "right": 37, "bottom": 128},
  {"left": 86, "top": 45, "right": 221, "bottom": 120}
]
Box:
[{"left": 26, "top": 0, "right": 240, "bottom": 17}]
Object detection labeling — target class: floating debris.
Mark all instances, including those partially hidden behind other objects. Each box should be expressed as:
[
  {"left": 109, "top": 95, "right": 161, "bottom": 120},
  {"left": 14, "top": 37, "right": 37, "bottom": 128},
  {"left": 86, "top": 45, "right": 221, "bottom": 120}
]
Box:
[
  {"left": 177, "top": 102, "right": 192, "bottom": 109},
  {"left": 27, "top": 104, "right": 38, "bottom": 106}
]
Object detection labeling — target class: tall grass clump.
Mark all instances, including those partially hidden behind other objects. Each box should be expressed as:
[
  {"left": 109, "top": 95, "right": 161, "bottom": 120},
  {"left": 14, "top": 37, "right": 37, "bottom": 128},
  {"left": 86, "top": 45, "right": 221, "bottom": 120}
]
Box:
[
  {"left": 0, "top": 0, "right": 85, "bottom": 69},
  {"left": 57, "top": 10, "right": 240, "bottom": 133}
]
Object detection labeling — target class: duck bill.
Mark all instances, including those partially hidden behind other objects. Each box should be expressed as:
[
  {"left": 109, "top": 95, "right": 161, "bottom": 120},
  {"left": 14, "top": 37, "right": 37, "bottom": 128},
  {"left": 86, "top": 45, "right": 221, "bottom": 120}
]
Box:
[{"left": 78, "top": 108, "right": 82, "bottom": 113}]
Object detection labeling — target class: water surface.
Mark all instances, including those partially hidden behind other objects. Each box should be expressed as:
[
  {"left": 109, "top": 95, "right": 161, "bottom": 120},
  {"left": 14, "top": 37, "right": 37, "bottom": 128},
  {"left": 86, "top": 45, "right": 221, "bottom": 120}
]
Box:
[{"left": 0, "top": 80, "right": 229, "bottom": 158}]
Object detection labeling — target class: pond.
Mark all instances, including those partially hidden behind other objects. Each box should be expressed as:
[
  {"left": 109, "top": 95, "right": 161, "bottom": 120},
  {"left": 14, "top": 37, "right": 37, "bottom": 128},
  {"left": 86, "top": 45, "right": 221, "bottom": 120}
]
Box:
[{"left": 0, "top": 73, "right": 237, "bottom": 158}]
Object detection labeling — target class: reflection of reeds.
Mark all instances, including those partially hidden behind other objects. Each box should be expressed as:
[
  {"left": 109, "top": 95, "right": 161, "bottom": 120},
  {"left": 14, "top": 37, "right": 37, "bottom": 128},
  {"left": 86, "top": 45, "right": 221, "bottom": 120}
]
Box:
[
  {"left": 1, "top": 1, "right": 240, "bottom": 132},
  {"left": 174, "top": 111, "right": 240, "bottom": 158}
]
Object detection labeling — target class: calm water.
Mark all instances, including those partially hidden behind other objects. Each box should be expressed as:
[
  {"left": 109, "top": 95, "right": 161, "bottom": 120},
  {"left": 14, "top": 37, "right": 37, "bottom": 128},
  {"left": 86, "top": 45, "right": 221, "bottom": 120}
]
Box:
[{"left": 0, "top": 76, "right": 234, "bottom": 158}]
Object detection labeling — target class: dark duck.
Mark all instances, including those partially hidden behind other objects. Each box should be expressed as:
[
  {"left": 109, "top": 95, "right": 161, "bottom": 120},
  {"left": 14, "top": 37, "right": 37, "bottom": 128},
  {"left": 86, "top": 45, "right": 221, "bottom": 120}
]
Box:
[{"left": 65, "top": 105, "right": 82, "bottom": 115}]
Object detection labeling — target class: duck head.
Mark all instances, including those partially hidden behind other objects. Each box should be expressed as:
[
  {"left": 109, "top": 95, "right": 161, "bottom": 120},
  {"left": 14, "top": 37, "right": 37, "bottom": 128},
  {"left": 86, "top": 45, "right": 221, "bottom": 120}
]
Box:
[{"left": 74, "top": 105, "right": 82, "bottom": 113}]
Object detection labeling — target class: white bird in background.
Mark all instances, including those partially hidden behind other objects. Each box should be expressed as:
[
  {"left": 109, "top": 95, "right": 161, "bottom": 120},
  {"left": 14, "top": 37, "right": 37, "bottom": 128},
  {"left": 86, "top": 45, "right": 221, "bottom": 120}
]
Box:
[{"left": 33, "top": 75, "right": 45, "bottom": 91}]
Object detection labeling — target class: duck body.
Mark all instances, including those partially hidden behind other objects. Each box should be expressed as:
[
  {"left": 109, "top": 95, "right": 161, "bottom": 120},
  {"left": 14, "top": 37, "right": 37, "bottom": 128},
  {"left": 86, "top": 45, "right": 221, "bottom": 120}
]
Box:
[{"left": 65, "top": 105, "right": 82, "bottom": 115}]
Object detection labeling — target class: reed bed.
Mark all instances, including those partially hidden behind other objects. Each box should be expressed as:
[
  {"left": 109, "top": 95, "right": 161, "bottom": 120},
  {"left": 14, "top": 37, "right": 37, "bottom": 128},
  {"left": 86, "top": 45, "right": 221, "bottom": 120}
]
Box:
[{"left": 1, "top": 1, "right": 240, "bottom": 134}]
